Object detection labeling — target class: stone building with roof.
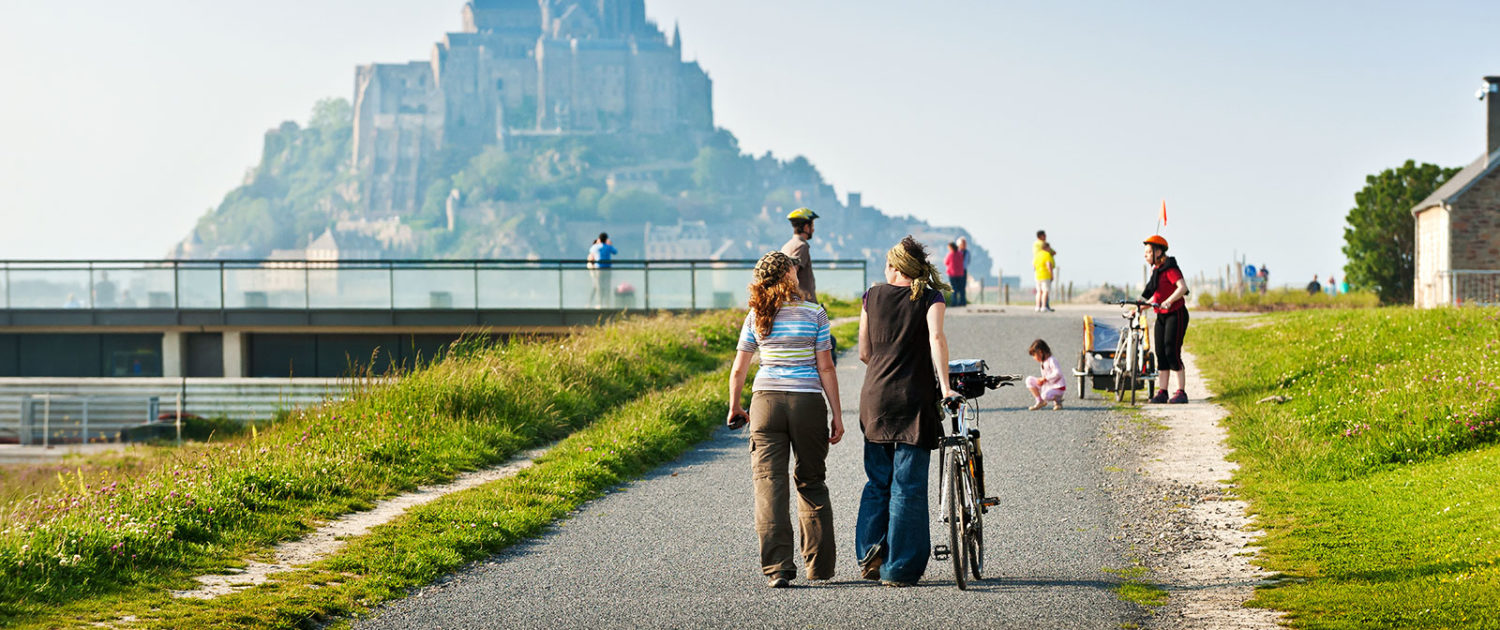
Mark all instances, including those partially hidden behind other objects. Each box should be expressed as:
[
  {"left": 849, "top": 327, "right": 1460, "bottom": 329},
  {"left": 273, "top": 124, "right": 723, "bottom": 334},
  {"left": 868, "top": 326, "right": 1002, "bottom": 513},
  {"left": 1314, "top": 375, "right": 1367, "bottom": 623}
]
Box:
[{"left": 1412, "top": 76, "right": 1500, "bottom": 307}]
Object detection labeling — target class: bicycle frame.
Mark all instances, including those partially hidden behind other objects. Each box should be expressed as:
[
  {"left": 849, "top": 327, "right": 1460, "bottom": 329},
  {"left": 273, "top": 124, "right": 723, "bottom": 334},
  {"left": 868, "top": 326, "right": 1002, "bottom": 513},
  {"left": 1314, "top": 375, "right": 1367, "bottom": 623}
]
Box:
[{"left": 938, "top": 399, "right": 980, "bottom": 518}]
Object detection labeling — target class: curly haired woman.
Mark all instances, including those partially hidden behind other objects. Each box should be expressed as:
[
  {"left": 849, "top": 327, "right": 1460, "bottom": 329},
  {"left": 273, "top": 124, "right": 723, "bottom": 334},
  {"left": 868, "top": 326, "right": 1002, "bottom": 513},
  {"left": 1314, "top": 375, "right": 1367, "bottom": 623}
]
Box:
[{"left": 727, "top": 251, "right": 844, "bottom": 588}]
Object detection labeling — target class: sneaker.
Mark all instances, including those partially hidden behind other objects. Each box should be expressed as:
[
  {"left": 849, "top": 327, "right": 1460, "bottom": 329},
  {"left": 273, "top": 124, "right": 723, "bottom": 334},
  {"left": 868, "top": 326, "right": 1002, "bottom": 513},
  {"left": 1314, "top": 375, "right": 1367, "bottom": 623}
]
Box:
[
  {"left": 859, "top": 544, "right": 885, "bottom": 581},
  {"left": 767, "top": 571, "right": 795, "bottom": 588},
  {"left": 1169, "top": 390, "right": 1188, "bottom": 404},
  {"left": 1051, "top": 400, "right": 1063, "bottom": 410},
  {"left": 1028, "top": 400, "right": 1045, "bottom": 411},
  {"left": 1149, "top": 389, "right": 1168, "bottom": 404}
]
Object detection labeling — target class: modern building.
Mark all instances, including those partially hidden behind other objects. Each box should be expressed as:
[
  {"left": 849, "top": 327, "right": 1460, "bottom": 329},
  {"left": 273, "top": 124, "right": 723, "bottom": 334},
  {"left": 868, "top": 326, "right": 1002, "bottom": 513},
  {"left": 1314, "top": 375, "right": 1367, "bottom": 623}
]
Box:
[{"left": 1412, "top": 75, "right": 1500, "bottom": 308}]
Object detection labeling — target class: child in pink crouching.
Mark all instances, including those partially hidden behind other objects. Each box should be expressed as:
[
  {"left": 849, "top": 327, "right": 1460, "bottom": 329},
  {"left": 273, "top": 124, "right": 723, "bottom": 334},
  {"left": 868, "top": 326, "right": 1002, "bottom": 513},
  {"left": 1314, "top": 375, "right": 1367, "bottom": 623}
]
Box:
[{"left": 1026, "top": 339, "right": 1065, "bottom": 411}]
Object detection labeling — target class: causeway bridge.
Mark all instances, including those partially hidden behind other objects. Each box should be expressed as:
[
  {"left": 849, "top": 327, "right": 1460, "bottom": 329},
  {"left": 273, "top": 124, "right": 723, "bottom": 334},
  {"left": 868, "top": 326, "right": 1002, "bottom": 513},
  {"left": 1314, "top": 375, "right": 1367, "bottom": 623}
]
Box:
[
  {"left": 0, "top": 259, "right": 866, "bottom": 379},
  {"left": 0, "top": 259, "right": 865, "bottom": 441}
]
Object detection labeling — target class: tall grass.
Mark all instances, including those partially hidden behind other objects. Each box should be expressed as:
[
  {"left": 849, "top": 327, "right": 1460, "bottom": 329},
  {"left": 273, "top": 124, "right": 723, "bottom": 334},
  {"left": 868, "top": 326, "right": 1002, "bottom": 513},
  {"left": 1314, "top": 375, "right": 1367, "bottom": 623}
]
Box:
[
  {"left": 0, "top": 312, "right": 740, "bottom": 623},
  {"left": 135, "top": 368, "right": 739, "bottom": 629},
  {"left": 818, "top": 294, "right": 861, "bottom": 320},
  {"left": 1194, "top": 308, "right": 1500, "bottom": 628},
  {"left": 1197, "top": 289, "right": 1378, "bottom": 312}
]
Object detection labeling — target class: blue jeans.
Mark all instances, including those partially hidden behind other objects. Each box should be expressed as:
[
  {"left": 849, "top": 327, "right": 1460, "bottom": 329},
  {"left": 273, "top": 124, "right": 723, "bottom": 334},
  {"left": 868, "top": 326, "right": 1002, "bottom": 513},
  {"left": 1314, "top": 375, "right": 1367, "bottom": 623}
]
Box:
[{"left": 855, "top": 441, "right": 931, "bottom": 582}]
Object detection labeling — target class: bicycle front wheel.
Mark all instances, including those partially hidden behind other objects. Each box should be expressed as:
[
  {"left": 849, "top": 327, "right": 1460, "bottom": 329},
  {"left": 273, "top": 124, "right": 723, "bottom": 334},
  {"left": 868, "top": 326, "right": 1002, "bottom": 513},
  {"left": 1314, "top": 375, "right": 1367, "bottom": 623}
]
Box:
[
  {"left": 964, "top": 461, "right": 985, "bottom": 580},
  {"left": 945, "top": 450, "right": 967, "bottom": 590}
]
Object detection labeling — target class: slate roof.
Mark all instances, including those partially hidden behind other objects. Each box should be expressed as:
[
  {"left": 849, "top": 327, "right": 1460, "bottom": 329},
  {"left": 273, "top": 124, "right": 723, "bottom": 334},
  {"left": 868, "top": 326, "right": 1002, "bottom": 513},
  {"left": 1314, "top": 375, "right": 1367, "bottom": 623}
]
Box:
[{"left": 1412, "top": 147, "right": 1500, "bottom": 215}]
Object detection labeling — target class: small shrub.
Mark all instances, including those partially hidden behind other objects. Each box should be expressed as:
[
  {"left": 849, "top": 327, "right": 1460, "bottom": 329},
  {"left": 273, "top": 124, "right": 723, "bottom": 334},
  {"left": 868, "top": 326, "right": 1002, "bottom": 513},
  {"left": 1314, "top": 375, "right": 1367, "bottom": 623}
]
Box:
[{"left": 1197, "top": 288, "right": 1378, "bottom": 312}]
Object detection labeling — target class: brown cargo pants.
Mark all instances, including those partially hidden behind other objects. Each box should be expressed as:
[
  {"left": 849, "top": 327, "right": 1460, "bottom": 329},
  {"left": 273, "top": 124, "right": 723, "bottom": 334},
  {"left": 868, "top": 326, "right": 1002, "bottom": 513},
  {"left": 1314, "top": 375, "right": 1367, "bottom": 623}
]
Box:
[{"left": 748, "top": 390, "right": 835, "bottom": 579}]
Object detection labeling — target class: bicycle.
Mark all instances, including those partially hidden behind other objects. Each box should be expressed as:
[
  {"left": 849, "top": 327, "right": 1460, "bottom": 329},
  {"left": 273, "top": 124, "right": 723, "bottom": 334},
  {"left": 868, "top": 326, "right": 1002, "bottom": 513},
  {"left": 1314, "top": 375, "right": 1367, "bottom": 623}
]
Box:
[
  {"left": 1111, "top": 300, "right": 1158, "bottom": 405},
  {"left": 934, "top": 360, "right": 1021, "bottom": 590}
]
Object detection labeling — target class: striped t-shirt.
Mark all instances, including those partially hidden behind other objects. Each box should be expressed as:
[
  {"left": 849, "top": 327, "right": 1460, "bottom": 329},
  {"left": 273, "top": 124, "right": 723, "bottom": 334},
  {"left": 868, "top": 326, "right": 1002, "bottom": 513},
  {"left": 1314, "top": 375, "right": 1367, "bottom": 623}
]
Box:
[{"left": 737, "top": 302, "right": 833, "bottom": 393}]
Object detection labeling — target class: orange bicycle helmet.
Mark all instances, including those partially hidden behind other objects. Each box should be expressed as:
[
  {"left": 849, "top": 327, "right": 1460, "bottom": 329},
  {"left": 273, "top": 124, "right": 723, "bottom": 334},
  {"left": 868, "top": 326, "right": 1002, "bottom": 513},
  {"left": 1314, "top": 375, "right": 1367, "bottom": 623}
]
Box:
[{"left": 1142, "top": 235, "right": 1169, "bottom": 249}]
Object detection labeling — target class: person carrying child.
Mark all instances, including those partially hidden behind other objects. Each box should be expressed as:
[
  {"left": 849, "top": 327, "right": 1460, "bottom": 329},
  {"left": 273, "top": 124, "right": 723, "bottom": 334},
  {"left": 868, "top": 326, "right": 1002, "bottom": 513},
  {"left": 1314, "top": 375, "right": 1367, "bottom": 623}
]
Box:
[{"left": 1025, "top": 339, "right": 1065, "bottom": 410}]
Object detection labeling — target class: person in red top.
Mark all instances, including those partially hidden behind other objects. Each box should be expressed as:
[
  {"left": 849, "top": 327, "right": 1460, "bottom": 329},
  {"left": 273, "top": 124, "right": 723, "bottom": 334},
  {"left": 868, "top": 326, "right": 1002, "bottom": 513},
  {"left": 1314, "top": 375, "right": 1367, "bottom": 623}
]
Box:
[
  {"left": 1141, "top": 235, "right": 1190, "bottom": 404},
  {"left": 943, "top": 242, "right": 967, "bottom": 306}
]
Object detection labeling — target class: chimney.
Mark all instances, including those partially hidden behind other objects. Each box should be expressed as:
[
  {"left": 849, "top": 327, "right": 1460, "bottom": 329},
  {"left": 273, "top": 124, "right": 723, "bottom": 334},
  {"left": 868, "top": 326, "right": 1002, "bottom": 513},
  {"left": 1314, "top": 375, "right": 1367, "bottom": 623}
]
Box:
[{"left": 1487, "top": 76, "right": 1500, "bottom": 159}]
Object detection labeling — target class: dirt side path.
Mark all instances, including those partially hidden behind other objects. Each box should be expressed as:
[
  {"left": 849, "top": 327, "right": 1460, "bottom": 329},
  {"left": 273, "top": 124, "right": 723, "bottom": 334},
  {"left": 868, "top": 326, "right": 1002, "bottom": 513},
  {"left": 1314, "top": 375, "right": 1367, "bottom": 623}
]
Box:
[{"left": 1125, "top": 350, "right": 1285, "bottom": 629}]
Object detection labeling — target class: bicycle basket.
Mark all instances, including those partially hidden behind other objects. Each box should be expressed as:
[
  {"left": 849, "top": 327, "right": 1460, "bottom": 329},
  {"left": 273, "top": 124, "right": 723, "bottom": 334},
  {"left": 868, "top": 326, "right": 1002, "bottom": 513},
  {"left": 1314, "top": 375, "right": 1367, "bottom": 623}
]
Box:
[{"left": 947, "top": 359, "right": 989, "bottom": 399}]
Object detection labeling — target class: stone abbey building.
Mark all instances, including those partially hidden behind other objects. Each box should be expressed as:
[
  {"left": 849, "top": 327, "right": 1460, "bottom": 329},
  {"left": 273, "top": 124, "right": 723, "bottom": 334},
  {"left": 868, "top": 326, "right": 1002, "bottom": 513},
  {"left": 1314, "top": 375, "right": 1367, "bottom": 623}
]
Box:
[{"left": 353, "top": 0, "right": 714, "bottom": 214}]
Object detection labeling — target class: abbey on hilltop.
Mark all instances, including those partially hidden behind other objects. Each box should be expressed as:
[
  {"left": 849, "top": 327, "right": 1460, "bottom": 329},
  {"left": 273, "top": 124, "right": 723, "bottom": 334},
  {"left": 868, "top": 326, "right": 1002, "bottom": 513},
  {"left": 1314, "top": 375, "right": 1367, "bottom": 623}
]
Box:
[{"left": 354, "top": 0, "right": 714, "bottom": 215}]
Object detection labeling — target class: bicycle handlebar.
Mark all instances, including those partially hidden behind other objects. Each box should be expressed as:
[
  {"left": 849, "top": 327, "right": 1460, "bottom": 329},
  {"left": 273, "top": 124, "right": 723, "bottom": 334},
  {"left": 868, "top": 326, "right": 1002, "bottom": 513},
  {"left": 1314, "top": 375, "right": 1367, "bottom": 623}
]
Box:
[
  {"left": 1114, "top": 299, "right": 1157, "bottom": 307},
  {"left": 983, "top": 374, "right": 1023, "bottom": 389},
  {"left": 942, "top": 394, "right": 966, "bottom": 411}
]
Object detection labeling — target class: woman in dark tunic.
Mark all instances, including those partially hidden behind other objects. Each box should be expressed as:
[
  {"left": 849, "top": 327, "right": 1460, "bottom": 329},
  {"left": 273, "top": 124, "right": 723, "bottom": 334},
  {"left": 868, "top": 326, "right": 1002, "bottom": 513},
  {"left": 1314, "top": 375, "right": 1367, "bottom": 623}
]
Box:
[{"left": 854, "top": 236, "right": 955, "bottom": 587}]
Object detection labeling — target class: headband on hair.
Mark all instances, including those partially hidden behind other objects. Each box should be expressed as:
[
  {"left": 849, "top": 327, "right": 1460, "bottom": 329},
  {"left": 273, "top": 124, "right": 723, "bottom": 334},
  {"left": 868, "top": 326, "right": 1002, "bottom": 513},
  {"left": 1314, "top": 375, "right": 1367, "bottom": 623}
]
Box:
[{"left": 887, "top": 239, "right": 950, "bottom": 301}]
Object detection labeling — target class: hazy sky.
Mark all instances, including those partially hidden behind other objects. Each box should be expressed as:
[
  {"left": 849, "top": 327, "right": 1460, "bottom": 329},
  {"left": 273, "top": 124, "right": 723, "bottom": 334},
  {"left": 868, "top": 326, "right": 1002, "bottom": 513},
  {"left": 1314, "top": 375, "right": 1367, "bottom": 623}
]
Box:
[{"left": 2, "top": 1, "right": 1497, "bottom": 285}]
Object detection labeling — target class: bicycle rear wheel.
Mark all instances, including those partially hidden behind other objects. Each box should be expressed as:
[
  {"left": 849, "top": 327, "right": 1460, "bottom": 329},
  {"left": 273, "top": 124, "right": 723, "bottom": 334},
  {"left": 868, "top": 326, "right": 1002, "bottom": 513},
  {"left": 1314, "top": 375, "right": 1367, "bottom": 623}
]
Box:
[{"left": 945, "top": 450, "right": 967, "bottom": 590}]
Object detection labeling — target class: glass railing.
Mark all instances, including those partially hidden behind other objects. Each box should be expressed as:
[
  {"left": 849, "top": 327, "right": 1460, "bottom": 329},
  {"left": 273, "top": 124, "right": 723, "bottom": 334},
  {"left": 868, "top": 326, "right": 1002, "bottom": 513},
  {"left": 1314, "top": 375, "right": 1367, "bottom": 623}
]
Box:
[{"left": 0, "top": 260, "right": 867, "bottom": 311}]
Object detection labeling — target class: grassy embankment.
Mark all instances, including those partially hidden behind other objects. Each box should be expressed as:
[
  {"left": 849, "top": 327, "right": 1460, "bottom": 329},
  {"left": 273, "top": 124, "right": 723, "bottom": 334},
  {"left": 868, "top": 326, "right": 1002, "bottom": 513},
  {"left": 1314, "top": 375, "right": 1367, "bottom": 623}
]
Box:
[
  {"left": 1197, "top": 289, "right": 1378, "bottom": 312},
  {"left": 0, "top": 312, "right": 742, "bottom": 628},
  {"left": 1193, "top": 308, "right": 1500, "bottom": 629}
]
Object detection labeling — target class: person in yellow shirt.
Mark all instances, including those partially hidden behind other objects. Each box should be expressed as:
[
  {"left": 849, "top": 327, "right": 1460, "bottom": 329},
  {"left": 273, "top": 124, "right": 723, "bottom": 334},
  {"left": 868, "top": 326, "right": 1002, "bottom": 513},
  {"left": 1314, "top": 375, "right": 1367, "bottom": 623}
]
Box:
[{"left": 1033, "top": 230, "right": 1056, "bottom": 312}]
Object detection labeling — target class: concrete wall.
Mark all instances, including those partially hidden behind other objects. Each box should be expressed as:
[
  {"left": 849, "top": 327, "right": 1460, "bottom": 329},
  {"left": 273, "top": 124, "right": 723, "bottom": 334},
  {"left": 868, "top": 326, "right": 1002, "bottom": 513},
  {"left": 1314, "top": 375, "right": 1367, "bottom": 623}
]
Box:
[{"left": 1415, "top": 205, "right": 1450, "bottom": 308}]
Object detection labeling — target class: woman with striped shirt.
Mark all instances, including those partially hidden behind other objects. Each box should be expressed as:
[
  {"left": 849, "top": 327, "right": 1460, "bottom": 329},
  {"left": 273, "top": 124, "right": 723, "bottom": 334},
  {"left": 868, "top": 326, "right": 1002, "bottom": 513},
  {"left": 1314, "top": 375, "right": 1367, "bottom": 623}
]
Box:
[{"left": 727, "top": 251, "right": 845, "bottom": 588}]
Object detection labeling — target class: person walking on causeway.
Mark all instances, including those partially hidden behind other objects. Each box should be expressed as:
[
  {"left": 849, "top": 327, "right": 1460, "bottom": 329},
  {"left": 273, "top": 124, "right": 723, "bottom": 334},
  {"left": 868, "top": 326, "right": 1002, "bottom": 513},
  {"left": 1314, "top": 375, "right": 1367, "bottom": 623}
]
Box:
[
  {"left": 727, "top": 251, "right": 844, "bottom": 589},
  {"left": 781, "top": 208, "right": 820, "bottom": 303},
  {"left": 1142, "top": 235, "right": 1190, "bottom": 404},
  {"left": 944, "top": 242, "right": 967, "bottom": 307},
  {"left": 855, "top": 236, "right": 954, "bottom": 587}
]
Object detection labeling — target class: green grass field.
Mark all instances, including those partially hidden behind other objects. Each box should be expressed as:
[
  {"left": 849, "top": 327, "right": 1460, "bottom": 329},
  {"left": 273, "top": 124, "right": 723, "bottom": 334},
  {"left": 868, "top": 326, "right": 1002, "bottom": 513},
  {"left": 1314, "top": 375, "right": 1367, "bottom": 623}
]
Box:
[
  {"left": 1193, "top": 308, "right": 1500, "bottom": 629},
  {"left": 0, "top": 312, "right": 742, "bottom": 628}
]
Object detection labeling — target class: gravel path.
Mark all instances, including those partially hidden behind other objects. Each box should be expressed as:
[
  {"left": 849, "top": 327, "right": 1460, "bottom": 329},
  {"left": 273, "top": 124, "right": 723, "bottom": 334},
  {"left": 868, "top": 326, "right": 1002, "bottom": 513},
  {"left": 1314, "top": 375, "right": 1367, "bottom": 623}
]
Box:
[{"left": 354, "top": 308, "right": 1146, "bottom": 629}]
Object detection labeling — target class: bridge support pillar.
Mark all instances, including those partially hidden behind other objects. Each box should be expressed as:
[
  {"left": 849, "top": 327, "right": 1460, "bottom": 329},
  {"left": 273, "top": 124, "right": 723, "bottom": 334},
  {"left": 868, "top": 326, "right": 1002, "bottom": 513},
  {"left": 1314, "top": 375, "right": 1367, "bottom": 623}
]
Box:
[
  {"left": 162, "top": 332, "right": 184, "bottom": 378},
  {"left": 223, "top": 331, "right": 248, "bottom": 378}
]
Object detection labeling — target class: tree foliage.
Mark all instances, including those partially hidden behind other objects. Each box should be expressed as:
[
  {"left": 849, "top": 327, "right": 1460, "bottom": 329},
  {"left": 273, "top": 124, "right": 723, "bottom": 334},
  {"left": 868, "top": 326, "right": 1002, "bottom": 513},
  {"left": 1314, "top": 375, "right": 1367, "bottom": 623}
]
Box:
[
  {"left": 1342, "top": 160, "right": 1460, "bottom": 304},
  {"left": 692, "top": 146, "right": 753, "bottom": 193},
  {"left": 194, "top": 99, "right": 354, "bottom": 255},
  {"left": 598, "top": 189, "right": 673, "bottom": 224}
]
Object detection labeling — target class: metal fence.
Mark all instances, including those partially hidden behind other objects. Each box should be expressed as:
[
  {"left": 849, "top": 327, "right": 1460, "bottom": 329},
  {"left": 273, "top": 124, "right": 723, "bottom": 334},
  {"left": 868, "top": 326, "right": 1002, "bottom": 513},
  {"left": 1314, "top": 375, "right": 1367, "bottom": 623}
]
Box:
[
  {"left": 8, "top": 394, "right": 160, "bottom": 446},
  {"left": 0, "top": 378, "right": 352, "bottom": 444},
  {"left": 0, "top": 259, "right": 867, "bottom": 312},
  {"left": 1433, "top": 270, "right": 1500, "bottom": 306}
]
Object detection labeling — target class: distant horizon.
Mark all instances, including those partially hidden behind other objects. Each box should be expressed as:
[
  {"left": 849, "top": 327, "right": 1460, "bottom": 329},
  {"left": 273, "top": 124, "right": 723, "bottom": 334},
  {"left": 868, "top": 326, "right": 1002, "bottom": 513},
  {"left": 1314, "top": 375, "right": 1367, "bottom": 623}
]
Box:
[{"left": 3, "top": 0, "right": 1498, "bottom": 286}]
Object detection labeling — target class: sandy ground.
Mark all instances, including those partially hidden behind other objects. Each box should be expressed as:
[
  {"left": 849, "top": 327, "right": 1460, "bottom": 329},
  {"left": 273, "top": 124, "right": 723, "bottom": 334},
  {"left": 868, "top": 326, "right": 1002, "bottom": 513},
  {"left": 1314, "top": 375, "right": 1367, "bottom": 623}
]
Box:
[
  {"left": 170, "top": 445, "right": 552, "bottom": 600},
  {"left": 1123, "top": 350, "right": 1285, "bottom": 629}
]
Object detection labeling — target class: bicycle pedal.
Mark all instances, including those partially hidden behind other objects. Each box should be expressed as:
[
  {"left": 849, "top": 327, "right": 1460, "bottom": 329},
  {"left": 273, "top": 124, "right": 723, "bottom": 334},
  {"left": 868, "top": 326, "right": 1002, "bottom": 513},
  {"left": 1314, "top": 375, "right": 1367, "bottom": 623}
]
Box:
[
  {"left": 933, "top": 545, "right": 950, "bottom": 560},
  {"left": 981, "top": 497, "right": 1000, "bottom": 508}
]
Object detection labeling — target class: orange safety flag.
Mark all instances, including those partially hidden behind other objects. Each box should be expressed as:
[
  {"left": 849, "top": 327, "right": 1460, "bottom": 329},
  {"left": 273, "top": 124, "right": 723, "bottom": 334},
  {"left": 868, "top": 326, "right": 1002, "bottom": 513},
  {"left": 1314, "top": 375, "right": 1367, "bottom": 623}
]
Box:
[{"left": 1160, "top": 199, "right": 1168, "bottom": 226}]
